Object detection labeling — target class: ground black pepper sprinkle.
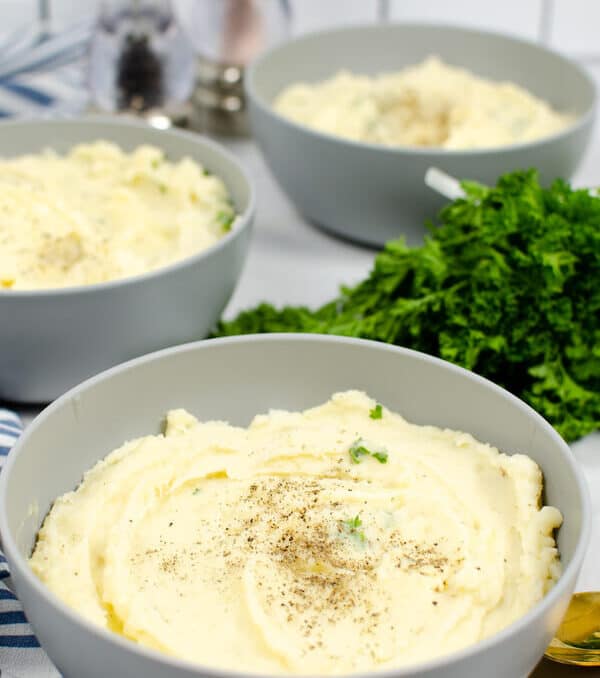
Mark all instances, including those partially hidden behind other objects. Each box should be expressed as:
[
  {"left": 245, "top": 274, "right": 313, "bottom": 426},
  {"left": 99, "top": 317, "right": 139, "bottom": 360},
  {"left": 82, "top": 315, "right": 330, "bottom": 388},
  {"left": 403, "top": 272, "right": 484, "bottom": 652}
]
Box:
[{"left": 127, "top": 471, "right": 459, "bottom": 664}]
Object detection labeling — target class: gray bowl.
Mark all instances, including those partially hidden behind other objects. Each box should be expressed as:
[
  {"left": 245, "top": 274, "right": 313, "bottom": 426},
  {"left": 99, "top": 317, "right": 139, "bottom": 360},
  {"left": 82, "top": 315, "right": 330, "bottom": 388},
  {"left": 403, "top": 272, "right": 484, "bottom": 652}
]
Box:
[
  {"left": 0, "top": 334, "right": 590, "bottom": 678},
  {"left": 0, "top": 117, "right": 254, "bottom": 403},
  {"left": 246, "top": 23, "right": 596, "bottom": 247}
]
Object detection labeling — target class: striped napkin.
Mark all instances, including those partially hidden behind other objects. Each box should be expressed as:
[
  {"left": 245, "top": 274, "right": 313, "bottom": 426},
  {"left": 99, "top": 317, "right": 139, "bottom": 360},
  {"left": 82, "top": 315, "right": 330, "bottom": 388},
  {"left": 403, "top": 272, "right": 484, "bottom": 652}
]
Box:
[
  {"left": 0, "top": 64, "right": 88, "bottom": 119},
  {"left": 0, "top": 410, "right": 59, "bottom": 678},
  {"left": 0, "top": 16, "right": 91, "bottom": 119}
]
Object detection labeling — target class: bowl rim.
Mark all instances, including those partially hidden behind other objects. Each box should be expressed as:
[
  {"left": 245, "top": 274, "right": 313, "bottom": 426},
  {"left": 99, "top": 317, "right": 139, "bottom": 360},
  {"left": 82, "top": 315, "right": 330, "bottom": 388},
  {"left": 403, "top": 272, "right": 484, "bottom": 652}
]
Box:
[
  {"left": 246, "top": 20, "right": 598, "bottom": 158},
  {"left": 0, "top": 115, "right": 256, "bottom": 299},
  {"left": 0, "top": 333, "right": 592, "bottom": 678}
]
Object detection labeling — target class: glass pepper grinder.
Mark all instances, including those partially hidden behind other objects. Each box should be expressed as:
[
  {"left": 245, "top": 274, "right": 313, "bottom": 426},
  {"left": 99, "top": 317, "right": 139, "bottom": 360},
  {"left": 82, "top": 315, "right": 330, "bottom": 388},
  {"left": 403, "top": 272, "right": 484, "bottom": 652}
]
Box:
[{"left": 89, "top": 0, "right": 196, "bottom": 126}]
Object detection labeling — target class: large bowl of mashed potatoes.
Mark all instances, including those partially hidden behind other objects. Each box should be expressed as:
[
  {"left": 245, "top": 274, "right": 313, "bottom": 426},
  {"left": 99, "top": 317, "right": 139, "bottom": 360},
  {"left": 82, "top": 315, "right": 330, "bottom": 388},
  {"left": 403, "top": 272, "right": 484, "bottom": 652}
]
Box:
[
  {"left": 0, "top": 335, "right": 590, "bottom": 678},
  {"left": 0, "top": 117, "right": 254, "bottom": 402},
  {"left": 246, "top": 23, "right": 596, "bottom": 246}
]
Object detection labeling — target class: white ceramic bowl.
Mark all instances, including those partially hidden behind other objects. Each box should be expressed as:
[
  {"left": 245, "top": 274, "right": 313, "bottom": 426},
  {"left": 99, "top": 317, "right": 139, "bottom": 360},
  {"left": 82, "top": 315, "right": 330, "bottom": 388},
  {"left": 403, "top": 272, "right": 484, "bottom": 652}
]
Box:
[
  {"left": 0, "top": 117, "right": 255, "bottom": 403},
  {"left": 0, "top": 335, "right": 591, "bottom": 678},
  {"left": 247, "top": 23, "right": 596, "bottom": 247}
]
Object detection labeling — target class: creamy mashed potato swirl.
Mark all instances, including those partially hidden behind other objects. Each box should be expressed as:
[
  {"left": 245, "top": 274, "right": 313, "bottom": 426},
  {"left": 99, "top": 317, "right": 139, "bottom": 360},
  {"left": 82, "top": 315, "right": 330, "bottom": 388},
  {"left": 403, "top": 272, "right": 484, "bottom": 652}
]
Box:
[
  {"left": 0, "top": 141, "right": 236, "bottom": 290},
  {"left": 30, "top": 391, "right": 562, "bottom": 674},
  {"left": 274, "top": 56, "right": 574, "bottom": 150}
]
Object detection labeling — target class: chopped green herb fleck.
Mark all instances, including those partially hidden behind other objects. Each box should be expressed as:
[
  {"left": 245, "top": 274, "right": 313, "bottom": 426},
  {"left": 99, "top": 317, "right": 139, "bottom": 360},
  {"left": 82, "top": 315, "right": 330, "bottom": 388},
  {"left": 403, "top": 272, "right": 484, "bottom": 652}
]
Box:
[
  {"left": 349, "top": 439, "right": 388, "bottom": 464},
  {"left": 192, "top": 487, "right": 202, "bottom": 495},
  {"left": 216, "top": 210, "right": 235, "bottom": 232},
  {"left": 159, "top": 183, "right": 167, "bottom": 194},
  {"left": 151, "top": 158, "right": 161, "bottom": 169},
  {"left": 349, "top": 441, "right": 370, "bottom": 463},
  {"left": 348, "top": 515, "right": 362, "bottom": 529},
  {"left": 203, "top": 168, "right": 212, "bottom": 176},
  {"left": 369, "top": 403, "right": 383, "bottom": 420},
  {"left": 340, "top": 515, "right": 366, "bottom": 542}
]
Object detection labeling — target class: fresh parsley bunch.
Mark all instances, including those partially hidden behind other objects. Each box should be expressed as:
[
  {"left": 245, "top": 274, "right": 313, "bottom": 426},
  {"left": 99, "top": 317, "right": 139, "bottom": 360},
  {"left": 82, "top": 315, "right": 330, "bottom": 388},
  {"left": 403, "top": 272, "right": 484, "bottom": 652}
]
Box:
[{"left": 216, "top": 170, "right": 600, "bottom": 441}]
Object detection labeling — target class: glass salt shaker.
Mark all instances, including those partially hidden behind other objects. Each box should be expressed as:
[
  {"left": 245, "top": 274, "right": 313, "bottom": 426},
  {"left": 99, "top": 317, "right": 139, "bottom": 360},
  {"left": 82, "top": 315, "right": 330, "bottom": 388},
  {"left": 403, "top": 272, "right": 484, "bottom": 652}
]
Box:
[{"left": 89, "top": 0, "right": 196, "bottom": 124}]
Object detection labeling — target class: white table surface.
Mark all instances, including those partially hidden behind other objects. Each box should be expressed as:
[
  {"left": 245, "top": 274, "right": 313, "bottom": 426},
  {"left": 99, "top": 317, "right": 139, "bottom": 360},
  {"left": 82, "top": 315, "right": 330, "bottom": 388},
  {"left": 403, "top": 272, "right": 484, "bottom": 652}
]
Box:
[{"left": 10, "top": 134, "right": 600, "bottom": 677}]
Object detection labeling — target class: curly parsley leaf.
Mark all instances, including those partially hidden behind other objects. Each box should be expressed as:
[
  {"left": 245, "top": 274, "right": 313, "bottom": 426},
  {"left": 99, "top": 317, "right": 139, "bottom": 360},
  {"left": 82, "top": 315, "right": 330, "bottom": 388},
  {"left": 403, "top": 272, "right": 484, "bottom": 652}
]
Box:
[{"left": 215, "top": 170, "right": 600, "bottom": 441}]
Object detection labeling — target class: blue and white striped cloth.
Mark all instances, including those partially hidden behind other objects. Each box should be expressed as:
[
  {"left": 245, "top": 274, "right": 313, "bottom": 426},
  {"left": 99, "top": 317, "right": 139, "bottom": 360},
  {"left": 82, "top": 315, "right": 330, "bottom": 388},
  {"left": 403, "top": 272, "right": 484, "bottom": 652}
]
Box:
[
  {"left": 0, "top": 18, "right": 91, "bottom": 119},
  {"left": 0, "top": 64, "right": 88, "bottom": 119},
  {"left": 0, "top": 411, "right": 59, "bottom": 678}
]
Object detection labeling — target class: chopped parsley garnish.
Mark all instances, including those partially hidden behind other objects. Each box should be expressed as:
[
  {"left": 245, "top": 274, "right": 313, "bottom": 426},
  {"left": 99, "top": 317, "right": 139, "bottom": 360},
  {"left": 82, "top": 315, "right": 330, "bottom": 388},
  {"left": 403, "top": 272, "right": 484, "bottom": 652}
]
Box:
[
  {"left": 349, "top": 439, "right": 388, "bottom": 464},
  {"left": 340, "top": 515, "right": 366, "bottom": 542},
  {"left": 159, "top": 183, "right": 167, "bottom": 194},
  {"left": 216, "top": 210, "right": 235, "bottom": 232},
  {"left": 349, "top": 441, "right": 369, "bottom": 463},
  {"left": 151, "top": 158, "right": 161, "bottom": 169},
  {"left": 345, "top": 515, "right": 362, "bottom": 530},
  {"left": 192, "top": 487, "right": 202, "bottom": 495},
  {"left": 369, "top": 403, "right": 383, "bottom": 420}
]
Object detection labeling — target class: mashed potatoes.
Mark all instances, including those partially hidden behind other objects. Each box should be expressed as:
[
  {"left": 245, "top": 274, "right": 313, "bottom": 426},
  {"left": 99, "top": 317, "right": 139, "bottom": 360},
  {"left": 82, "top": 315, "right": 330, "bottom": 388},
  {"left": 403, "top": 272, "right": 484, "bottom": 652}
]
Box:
[
  {"left": 274, "top": 56, "right": 574, "bottom": 150},
  {"left": 0, "top": 141, "right": 236, "bottom": 290},
  {"left": 30, "top": 391, "right": 562, "bottom": 675}
]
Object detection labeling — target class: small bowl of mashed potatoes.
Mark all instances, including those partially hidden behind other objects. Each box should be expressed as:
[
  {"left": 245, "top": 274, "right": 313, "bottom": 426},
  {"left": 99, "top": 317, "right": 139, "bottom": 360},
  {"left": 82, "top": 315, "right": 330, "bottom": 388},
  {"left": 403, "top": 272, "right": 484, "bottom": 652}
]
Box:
[
  {"left": 0, "top": 335, "right": 590, "bottom": 678},
  {"left": 0, "top": 116, "right": 255, "bottom": 402},
  {"left": 246, "top": 23, "right": 596, "bottom": 246}
]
